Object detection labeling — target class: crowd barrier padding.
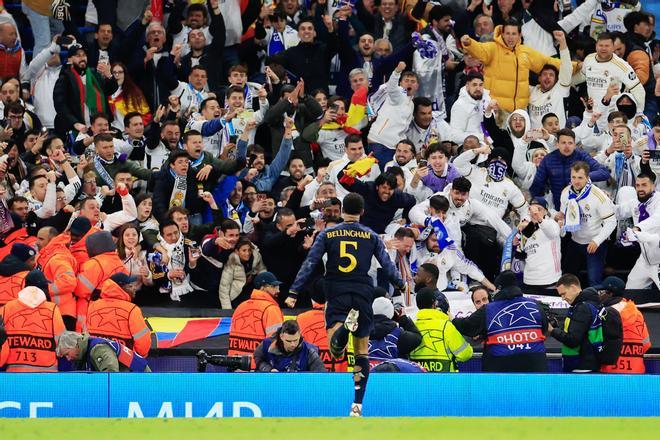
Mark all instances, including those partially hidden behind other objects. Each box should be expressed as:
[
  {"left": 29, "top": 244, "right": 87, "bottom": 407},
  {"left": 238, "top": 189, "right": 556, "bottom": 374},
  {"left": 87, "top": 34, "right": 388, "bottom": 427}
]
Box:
[{"left": 2, "top": 373, "right": 660, "bottom": 418}]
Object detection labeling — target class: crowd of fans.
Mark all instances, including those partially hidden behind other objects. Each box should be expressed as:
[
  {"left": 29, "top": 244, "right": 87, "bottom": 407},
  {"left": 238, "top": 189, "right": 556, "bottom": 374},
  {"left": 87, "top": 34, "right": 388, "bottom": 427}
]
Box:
[{"left": 0, "top": 0, "right": 658, "bottom": 373}]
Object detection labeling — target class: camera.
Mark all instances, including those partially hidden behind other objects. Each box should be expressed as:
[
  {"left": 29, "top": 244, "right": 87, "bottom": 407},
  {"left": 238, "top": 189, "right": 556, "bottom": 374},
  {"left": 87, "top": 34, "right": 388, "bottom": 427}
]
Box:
[{"left": 196, "top": 350, "right": 252, "bottom": 372}]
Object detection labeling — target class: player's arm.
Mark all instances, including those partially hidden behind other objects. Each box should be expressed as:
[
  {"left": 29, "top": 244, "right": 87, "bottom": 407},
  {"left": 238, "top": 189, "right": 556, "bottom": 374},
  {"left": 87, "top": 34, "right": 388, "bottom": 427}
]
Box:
[
  {"left": 373, "top": 234, "right": 405, "bottom": 289},
  {"left": 286, "top": 231, "right": 328, "bottom": 307}
]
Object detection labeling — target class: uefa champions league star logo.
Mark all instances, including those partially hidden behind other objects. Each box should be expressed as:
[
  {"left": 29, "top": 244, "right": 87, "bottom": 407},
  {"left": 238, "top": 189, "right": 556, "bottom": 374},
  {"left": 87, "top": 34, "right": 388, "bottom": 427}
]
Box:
[{"left": 487, "top": 302, "right": 541, "bottom": 331}]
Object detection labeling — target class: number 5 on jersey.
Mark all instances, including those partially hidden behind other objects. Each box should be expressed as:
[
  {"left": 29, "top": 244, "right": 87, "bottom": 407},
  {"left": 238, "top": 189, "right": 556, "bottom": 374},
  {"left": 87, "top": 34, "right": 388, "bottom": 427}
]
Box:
[{"left": 339, "top": 241, "right": 358, "bottom": 273}]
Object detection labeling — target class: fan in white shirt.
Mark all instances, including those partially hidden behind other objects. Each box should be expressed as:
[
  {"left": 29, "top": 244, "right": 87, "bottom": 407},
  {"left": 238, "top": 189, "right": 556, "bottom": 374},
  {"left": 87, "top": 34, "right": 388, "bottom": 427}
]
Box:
[
  {"left": 170, "top": 66, "right": 210, "bottom": 116},
  {"left": 528, "top": 31, "right": 573, "bottom": 129},
  {"left": 517, "top": 198, "right": 562, "bottom": 287},
  {"left": 616, "top": 176, "right": 660, "bottom": 290},
  {"left": 578, "top": 33, "right": 645, "bottom": 127},
  {"left": 557, "top": 161, "right": 616, "bottom": 286}
]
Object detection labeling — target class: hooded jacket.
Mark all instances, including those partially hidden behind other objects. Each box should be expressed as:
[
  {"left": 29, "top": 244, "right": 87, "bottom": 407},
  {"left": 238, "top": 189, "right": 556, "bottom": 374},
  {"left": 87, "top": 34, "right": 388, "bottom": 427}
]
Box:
[
  {"left": 74, "top": 232, "right": 127, "bottom": 331},
  {"left": 463, "top": 25, "right": 566, "bottom": 113},
  {"left": 449, "top": 86, "right": 491, "bottom": 144},
  {"left": 36, "top": 233, "right": 78, "bottom": 318},
  {"left": 483, "top": 108, "right": 532, "bottom": 162},
  {"left": 0, "top": 254, "right": 31, "bottom": 306},
  {"left": 253, "top": 335, "right": 326, "bottom": 372},
  {"left": 369, "top": 314, "right": 422, "bottom": 360},
  {"left": 551, "top": 287, "right": 602, "bottom": 372},
  {"left": 0, "top": 287, "right": 65, "bottom": 372},
  {"left": 86, "top": 278, "right": 150, "bottom": 357}
]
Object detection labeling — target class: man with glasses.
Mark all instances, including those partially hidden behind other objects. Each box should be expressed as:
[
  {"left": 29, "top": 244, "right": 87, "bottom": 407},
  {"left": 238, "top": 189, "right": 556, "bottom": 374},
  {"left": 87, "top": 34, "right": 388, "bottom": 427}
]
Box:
[{"left": 0, "top": 102, "right": 42, "bottom": 151}]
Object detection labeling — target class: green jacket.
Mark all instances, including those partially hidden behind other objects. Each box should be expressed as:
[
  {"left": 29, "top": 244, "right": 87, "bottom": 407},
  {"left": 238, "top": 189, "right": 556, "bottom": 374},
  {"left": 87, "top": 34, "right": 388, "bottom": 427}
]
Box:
[
  {"left": 94, "top": 158, "right": 153, "bottom": 185},
  {"left": 190, "top": 153, "right": 242, "bottom": 192},
  {"left": 75, "top": 334, "right": 151, "bottom": 372}
]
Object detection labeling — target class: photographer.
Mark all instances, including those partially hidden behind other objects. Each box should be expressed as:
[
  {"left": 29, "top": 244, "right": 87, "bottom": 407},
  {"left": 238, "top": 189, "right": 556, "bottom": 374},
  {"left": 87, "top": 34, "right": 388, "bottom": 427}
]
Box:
[
  {"left": 453, "top": 271, "right": 549, "bottom": 372},
  {"left": 254, "top": 320, "right": 326, "bottom": 372},
  {"left": 368, "top": 297, "right": 422, "bottom": 361}
]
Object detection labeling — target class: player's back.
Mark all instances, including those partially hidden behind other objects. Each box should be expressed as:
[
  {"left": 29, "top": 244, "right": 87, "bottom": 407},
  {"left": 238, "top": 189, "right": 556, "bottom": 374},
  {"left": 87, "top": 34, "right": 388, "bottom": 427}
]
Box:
[{"left": 323, "top": 222, "right": 380, "bottom": 298}]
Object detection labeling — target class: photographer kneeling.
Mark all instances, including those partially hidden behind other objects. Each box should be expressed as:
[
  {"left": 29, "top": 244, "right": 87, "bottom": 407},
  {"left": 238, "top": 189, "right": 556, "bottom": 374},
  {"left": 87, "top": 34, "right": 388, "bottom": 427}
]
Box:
[{"left": 254, "top": 320, "right": 326, "bottom": 372}]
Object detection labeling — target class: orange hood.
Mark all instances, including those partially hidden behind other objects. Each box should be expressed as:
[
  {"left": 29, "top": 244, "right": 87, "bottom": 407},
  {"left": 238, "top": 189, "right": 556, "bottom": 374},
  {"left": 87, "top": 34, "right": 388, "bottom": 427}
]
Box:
[
  {"left": 98, "top": 279, "right": 132, "bottom": 302},
  {"left": 38, "top": 233, "right": 77, "bottom": 271}
]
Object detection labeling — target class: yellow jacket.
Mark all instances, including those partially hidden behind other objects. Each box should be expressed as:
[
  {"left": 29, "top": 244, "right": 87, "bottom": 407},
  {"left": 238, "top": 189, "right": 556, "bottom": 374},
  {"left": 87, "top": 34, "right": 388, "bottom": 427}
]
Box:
[
  {"left": 409, "top": 308, "right": 473, "bottom": 372},
  {"left": 463, "top": 25, "right": 565, "bottom": 112}
]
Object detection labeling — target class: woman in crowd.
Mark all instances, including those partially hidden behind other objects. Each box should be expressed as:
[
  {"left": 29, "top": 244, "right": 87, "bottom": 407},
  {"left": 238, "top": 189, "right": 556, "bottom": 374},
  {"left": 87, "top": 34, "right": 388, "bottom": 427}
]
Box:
[
  {"left": 218, "top": 236, "right": 266, "bottom": 309},
  {"left": 108, "top": 62, "right": 152, "bottom": 130},
  {"left": 116, "top": 223, "right": 151, "bottom": 290}
]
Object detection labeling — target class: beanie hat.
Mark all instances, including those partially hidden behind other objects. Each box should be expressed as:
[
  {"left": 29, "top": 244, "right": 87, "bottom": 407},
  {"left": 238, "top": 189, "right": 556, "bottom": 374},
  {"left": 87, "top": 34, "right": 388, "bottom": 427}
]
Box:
[
  {"left": 495, "top": 270, "right": 518, "bottom": 289},
  {"left": 10, "top": 243, "right": 36, "bottom": 262},
  {"left": 85, "top": 231, "right": 116, "bottom": 257},
  {"left": 372, "top": 297, "right": 394, "bottom": 319},
  {"left": 70, "top": 216, "right": 92, "bottom": 237}
]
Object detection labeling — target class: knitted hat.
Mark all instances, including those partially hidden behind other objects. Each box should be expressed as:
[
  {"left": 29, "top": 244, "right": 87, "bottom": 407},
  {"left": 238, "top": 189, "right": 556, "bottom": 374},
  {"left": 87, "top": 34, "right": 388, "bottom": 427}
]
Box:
[
  {"left": 372, "top": 297, "right": 394, "bottom": 319},
  {"left": 70, "top": 217, "right": 92, "bottom": 237},
  {"left": 10, "top": 243, "right": 36, "bottom": 262}
]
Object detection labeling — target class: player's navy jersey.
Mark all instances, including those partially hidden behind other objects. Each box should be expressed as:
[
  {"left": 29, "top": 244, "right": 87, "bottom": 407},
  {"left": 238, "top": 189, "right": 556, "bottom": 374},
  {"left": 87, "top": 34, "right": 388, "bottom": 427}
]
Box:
[{"left": 290, "top": 221, "right": 404, "bottom": 300}]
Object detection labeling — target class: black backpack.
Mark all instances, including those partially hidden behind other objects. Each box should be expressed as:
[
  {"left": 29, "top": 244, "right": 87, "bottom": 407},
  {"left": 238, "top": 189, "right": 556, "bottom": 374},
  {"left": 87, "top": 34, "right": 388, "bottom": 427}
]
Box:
[{"left": 591, "top": 304, "right": 623, "bottom": 366}]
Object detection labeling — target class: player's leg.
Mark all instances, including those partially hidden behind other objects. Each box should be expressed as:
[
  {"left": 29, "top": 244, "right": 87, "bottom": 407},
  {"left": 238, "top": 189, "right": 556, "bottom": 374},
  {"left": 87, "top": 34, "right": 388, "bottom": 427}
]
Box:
[
  {"left": 325, "top": 295, "right": 358, "bottom": 359},
  {"left": 327, "top": 308, "right": 359, "bottom": 358},
  {"left": 327, "top": 322, "right": 348, "bottom": 358},
  {"left": 351, "top": 335, "right": 370, "bottom": 417},
  {"left": 350, "top": 294, "right": 373, "bottom": 417}
]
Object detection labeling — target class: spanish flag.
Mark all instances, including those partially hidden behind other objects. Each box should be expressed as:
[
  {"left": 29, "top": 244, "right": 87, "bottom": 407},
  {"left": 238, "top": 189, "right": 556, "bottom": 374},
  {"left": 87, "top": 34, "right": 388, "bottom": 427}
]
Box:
[{"left": 322, "top": 86, "right": 369, "bottom": 135}]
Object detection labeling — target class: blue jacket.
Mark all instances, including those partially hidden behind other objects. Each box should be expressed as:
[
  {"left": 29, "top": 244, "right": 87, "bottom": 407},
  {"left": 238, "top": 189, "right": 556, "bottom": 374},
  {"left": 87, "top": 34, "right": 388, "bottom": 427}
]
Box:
[
  {"left": 239, "top": 137, "right": 293, "bottom": 193},
  {"left": 529, "top": 149, "right": 611, "bottom": 210}
]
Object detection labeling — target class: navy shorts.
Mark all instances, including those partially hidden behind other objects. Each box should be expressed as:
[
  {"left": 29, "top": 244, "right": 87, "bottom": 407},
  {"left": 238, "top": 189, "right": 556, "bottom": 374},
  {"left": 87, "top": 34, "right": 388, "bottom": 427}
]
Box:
[{"left": 325, "top": 293, "right": 373, "bottom": 338}]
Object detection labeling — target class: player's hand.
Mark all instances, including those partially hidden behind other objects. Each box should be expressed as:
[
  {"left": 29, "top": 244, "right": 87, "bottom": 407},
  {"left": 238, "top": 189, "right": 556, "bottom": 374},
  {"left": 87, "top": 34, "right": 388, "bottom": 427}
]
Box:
[
  {"left": 587, "top": 241, "right": 599, "bottom": 254},
  {"left": 395, "top": 61, "right": 406, "bottom": 73},
  {"left": 285, "top": 296, "right": 297, "bottom": 308},
  {"left": 460, "top": 35, "right": 472, "bottom": 48}
]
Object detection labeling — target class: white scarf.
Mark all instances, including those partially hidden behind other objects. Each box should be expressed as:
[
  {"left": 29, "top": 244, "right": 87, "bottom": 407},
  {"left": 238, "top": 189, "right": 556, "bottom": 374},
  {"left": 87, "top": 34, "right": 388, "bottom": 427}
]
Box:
[
  {"left": 564, "top": 181, "right": 592, "bottom": 233},
  {"left": 159, "top": 232, "right": 194, "bottom": 301},
  {"left": 169, "top": 170, "right": 188, "bottom": 209}
]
